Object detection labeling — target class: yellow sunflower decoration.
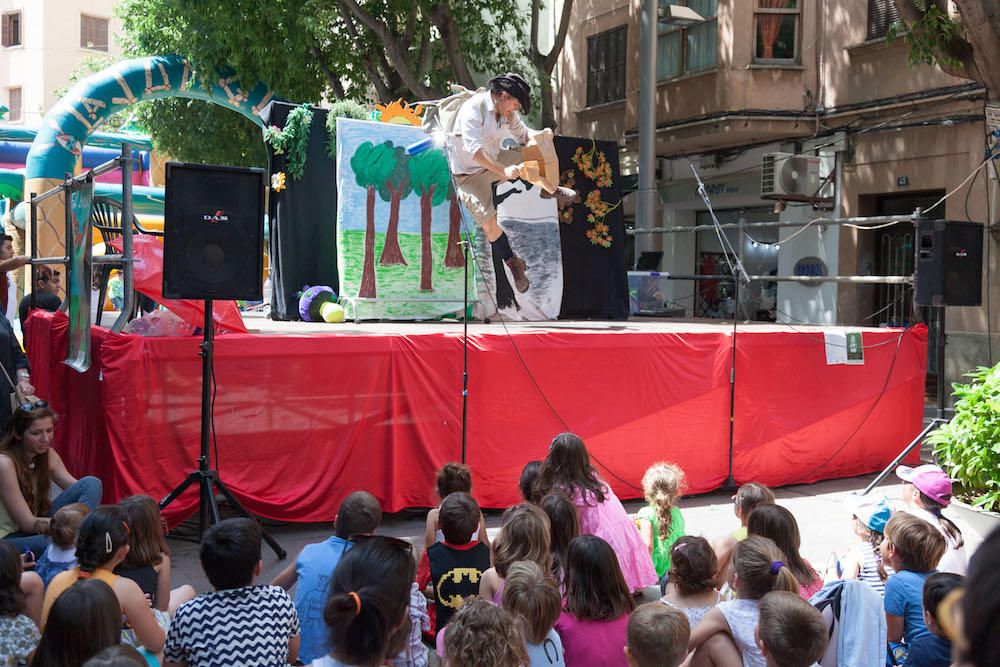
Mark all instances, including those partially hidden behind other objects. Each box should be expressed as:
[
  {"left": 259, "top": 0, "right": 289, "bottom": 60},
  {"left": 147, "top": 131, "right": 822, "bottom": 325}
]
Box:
[{"left": 373, "top": 99, "right": 425, "bottom": 127}]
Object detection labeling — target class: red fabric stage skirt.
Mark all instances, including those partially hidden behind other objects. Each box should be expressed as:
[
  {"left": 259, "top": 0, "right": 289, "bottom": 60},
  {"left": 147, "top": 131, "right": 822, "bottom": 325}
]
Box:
[{"left": 26, "top": 312, "right": 926, "bottom": 525}]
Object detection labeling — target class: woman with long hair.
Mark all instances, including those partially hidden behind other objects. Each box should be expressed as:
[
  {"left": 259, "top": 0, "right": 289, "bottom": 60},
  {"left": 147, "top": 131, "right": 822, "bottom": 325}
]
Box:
[{"left": 0, "top": 405, "right": 102, "bottom": 556}]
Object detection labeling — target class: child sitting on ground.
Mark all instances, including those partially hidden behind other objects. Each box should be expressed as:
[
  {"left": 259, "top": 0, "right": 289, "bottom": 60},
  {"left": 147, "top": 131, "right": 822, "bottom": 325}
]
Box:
[
  {"left": 535, "top": 433, "right": 657, "bottom": 593},
  {"left": 35, "top": 502, "right": 88, "bottom": 586},
  {"left": 418, "top": 492, "right": 491, "bottom": 635},
  {"left": 539, "top": 493, "right": 578, "bottom": 589},
  {"left": 624, "top": 602, "right": 689, "bottom": 667},
  {"left": 660, "top": 535, "right": 722, "bottom": 627},
  {"left": 42, "top": 506, "right": 165, "bottom": 656},
  {"left": 163, "top": 518, "right": 301, "bottom": 666},
  {"left": 636, "top": 462, "right": 686, "bottom": 593},
  {"left": 115, "top": 495, "right": 196, "bottom": 619},
  {"left": 688, "top": 535, "right": 800, "bottom": 667},
  {"left": 0, "top": 541, "right": 39, "bottom": 666},
  {"left": 271, "top": 490, "right": 382, "bottom": 664},
  {"left": 480, "top": 503, "right": 551, "bottom": 603},
  {"left": 501, "top": 560, "right": 565, "bottom": 666},
  {"left": 895, "top": 464, "right": 966, "bottom": 575},
  {"left": 747, "top": 504, "right": 823, "bottom": 599},
  {"left": 756, "top": 590, "right": 829, "bottom": 667},
  {"left": 424, "top": 462, "right": 489, "bottom": 551},
  {"left": 444, "top": 598, "right": 528, "bottom": 667},
  {"left": 881, "top": 513, "right": 947, "bottom": 663},
  {"left": 902, "top": 572, "right": 963, "bottom": 667},
  {"left": 554, "top": 535, "right": 636, "bottom": 666},
  {"left": 712, "top": 482, "right": 775, "bottom": 586},
  {"left": 834, "top": 495, "right": 894, "bottom": 596}
]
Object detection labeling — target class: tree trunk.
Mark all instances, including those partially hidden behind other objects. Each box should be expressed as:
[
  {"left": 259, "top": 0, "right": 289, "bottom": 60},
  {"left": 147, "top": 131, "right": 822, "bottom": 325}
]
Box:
[
  {"left": 953, "top": 0, "right": 1000, "bottom": 100},
  {"left": 359, "top": 185, "right": 377, "bottom": 298},
  {"left": 420, "top": 186, "right": 435, "bottom": 291},
  {"left": 379, "top": 183, "right": 407, "bottom": 266},
  {"left": 444, "top": 194, "right": 465, "bottom": 268},
  {"left": 539, "top": 76, "right": 556, "bottom": 130}
]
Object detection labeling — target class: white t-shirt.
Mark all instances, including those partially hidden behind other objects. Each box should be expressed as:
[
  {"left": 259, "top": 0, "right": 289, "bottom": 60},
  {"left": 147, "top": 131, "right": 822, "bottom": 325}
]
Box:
[{"left": 449, "top": 90, "right": 529, "bottom": 175}]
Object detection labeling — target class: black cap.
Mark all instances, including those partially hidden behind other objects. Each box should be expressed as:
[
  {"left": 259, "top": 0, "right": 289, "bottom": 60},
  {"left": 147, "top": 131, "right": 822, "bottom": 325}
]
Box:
[{"left": 488, "top": 73, "right": 531, "bottom": 115}]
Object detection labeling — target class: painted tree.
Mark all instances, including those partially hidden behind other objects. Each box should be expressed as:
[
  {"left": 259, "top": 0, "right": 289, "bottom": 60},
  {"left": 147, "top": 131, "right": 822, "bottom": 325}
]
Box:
[
  {"left": 443, "top": 186, "right": 465, "bottom": 268},
  {"left": 891, "top": 0, "right": 1000, "bottom": 100},
  {"left": 350, "top": 141, "right": 396, "bottom": 298},
  {"left": 378, "top": 145, "right": 412, "bottom": 266},
  {"left": 408, "top": 149, "right": 451, "bottom": 291}
]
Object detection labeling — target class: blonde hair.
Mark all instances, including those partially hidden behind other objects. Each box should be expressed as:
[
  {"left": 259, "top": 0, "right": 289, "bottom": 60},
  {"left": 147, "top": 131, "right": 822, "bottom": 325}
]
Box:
[
  {"left": 884, "top": 513, "right": 947, "bottom": 573},
  {"left": 627, "top": 602, "right": 690, "bottom": 667},
  {"left": 444, "top": 598, "right": 528, "bottom": 667},
  {"left": 732, "top": 535, "right": 799, "bottom": 599},
  {"left": 501, "top": 560, "right": 562, "bottom": 644},
  {"left": 50, "top": 503, "right": 89, "bottom": 550},
  {"left": 641, "top": 462, "right": 686, "bottom": 537},
  {"left": 493, "top": 504, "right": 551, "bottom": 578}
]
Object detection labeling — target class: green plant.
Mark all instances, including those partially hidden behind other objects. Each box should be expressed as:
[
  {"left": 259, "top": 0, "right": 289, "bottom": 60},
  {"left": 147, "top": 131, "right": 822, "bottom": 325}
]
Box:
[
  {"left": 927, "top": 363, "right": 1000, "bottom": 512},
  {"left": 325, "top": 100, "right": 371, "bottom": 159},
  {"left": 886, "top": 3, "right": 962, "bottom": 70},
  {"left": 263, "top": 103, "right": 314, "bottom": 179}
]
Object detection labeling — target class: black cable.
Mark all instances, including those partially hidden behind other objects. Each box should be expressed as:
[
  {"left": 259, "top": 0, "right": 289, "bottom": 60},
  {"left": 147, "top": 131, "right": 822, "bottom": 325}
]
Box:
[{"left": 211, "top": 343, "right": 219, "bottom": 473}]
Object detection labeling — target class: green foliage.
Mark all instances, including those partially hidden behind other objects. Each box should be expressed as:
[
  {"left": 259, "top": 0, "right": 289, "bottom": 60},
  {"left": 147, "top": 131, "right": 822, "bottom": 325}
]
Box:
[
  {"left": 408, "top": 149, "right": 450, "bottom": 206},
  {"left": 351, "top": 141, "right": 397, "bottom": 190},
  {"left": 927, "top": 363, "right": 1000, "bottom": 512},
  {"left": 263, "top": 104, "right": 314, "bottom": 179},
  {"left": 325, "top": 101, "right": 372, "bottom": 159},
  {"left": 886, "top": 3, "right": 963, "bottom": 70},
  {"left": 377, "top": 145, "right": 412, "bottom": 202},
  {"left": 133, "top": 99, "right": 266, "bottom": 167}
]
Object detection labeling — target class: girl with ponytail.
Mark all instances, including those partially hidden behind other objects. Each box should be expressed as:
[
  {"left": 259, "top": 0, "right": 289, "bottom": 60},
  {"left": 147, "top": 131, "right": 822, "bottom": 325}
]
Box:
[
  {"left": 39, "top": 506, "right": 165, "bottom": 655},
  {"left": 896, "top": 464, "right": 967, "bottom": 574},
  {"left": 315, "top": 535, "right": 416, "bottom": 667},
  {"left": 687, "top": 535, "right": 799, "bottom": 667},
  {"left": 637, "top": 462, "right": 686, "bottom": 593}
]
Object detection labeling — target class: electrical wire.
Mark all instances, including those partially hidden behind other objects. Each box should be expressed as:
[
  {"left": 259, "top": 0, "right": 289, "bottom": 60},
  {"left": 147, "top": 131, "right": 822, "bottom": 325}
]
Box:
[{"left": 924, "top": 157, "right": 991, "bottom": 215}]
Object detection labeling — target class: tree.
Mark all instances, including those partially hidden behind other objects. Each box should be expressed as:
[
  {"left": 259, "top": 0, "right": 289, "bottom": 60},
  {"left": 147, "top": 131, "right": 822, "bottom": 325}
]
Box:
[
  {"left": 891, "top": 0, "right": 1000, "bottom": 100},
  {"left": 528, "top": 0, "right": 575, "bottom": 128},
  {"left": 443, "top": 186, "right": 465, "bottom": 268},
  {"left": 351, "top": 141, "right": 396, "bottom": 298},
  {"left": 408, "top": 149, "right": 451, "bottom": 291},
  {"left": 378, "top": 145, "right": 411, "bottom": 266}
]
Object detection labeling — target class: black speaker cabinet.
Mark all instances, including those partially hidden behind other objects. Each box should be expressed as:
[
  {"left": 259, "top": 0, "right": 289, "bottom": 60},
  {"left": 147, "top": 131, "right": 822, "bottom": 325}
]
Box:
[
  {"left": 163, "top": 162, "right": 265, "bottom": 301},
  {"left": 914, "top": 219, "right": 983, "bottom": 307}
]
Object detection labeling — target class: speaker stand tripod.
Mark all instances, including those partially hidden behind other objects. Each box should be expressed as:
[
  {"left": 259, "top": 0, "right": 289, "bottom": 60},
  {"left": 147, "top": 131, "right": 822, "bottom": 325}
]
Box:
[{"left": 159, "top": 300, "right": 286, "bottom": 559}]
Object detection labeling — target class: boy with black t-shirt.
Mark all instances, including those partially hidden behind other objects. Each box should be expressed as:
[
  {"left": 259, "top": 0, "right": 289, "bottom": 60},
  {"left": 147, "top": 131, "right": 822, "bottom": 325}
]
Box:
[{"left": 418, "top": 492, "right": 491, "bottom": 634}]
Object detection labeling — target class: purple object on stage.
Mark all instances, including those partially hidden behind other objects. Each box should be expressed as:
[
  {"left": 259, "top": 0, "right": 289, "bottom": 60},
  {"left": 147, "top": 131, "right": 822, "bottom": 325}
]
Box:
[{"left": 298, "top": 285, "right": 338, "bottom": 322}]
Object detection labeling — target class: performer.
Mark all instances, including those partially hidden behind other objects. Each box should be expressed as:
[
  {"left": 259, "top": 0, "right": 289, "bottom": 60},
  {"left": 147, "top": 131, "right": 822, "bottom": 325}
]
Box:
[{"left": 449, "top": 73, "right": 575, "bottom": 292}]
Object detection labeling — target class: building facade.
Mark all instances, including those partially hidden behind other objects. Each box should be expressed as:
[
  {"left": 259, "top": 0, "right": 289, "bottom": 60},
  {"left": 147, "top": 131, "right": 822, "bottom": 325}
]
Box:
[
  {"left": 556, "top": 0, "right": 998, "bottom": 396},
  {"left": 0, "top": 0, "right": 123, "bottom": 126}
]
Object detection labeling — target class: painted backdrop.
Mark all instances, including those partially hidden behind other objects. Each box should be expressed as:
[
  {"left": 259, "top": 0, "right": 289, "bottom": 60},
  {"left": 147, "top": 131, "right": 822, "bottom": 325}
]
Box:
[{"left": 336, "top": 119, "right": 470, "bottom": 320}]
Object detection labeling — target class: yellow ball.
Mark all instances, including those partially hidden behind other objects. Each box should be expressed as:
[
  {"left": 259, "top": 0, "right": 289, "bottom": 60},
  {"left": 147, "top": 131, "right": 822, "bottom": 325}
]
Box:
[{"left": 319, "top": 302, "right": 346, "bottom": 323}]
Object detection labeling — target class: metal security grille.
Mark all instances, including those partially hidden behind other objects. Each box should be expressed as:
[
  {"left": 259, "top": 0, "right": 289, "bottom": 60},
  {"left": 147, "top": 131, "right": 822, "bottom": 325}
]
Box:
[
  {"left": 877, "top": 229, "right": 913, "bottom": 327},
  {"left": 586, "top": 25, "right": 627, "bottom": 107}
]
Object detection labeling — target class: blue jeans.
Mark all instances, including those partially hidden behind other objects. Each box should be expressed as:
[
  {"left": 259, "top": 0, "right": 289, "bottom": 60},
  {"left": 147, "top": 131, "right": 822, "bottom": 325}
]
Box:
[{"left": 2, "top": 476, "right": 103, "bottom": 557}]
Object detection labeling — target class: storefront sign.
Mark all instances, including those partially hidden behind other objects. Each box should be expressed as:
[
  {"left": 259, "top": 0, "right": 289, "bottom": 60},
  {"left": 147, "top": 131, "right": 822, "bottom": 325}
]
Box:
[{"left": 793, "top": 256, "right": 828, "bottom": 278}]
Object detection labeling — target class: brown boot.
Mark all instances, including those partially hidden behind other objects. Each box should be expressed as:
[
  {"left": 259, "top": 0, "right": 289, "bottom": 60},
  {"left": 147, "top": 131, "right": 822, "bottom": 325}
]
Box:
[
  {"left": 504, "top": 255, "right": 530, "bottom": 292},
  {"left": 540, "top": 185, "right": 580, "bottom": 204}
]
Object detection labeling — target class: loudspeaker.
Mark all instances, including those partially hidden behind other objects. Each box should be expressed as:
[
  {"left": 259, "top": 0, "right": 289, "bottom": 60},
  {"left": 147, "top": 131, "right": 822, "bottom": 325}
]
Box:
[
  {"left": 914, "top": 219, "right": 983, "bottom": 307},
  {"left": 163, "top": 162, "right": 265, "bottom": 300}
]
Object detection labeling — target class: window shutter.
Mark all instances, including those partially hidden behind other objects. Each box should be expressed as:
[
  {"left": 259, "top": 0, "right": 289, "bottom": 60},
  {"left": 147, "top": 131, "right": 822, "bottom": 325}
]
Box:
[{"left": 867, "top": 0, "right": 902, "bottom": 41}]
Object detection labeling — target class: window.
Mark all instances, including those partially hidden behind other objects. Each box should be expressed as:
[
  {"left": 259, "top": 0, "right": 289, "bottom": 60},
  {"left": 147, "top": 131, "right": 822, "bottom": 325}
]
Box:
[
  {"left": 80, "top": 14, "right": 109, "bottom": 51},
  {"left": 657, "top": 0, "right": 718, "bottom": 80},
  {"left": 8, "top": 87, "right": 21, "bottom": 122},
  {"left": 586, "top": 25, "right": 627, "bottom": 107},
  {"left": 867, "top": 0, "right": 902, "bottom": 41},
  {"left": 1, "top": 12, "right": 21, "bottom": 47},
  {"left": 754, "top": 0, "right": 800, "bottom": 63}
]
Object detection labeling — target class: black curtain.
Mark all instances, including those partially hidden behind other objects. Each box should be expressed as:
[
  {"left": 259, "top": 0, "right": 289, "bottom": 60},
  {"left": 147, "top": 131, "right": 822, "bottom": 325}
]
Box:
[
  {"left": 260, "top": 102, "right": 338, "bottom": 321},
  {"left": 554, "top": 136, "right": 629, "bottom": 319}
]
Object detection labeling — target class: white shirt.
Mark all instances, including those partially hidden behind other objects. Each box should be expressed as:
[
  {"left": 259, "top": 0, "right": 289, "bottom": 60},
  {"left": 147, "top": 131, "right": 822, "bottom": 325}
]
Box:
[
  {"left": 3, "top": 272, "right": 15, "bottom": 324},
  {"left": 449, "top": 90, "right": 530, "bottom": 175}
]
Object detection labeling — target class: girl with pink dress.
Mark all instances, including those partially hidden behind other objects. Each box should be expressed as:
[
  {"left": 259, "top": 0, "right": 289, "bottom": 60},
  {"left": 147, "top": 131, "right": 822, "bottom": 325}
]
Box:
[{"left": 536, "top": 433, "right": 658, "bottom": 593}]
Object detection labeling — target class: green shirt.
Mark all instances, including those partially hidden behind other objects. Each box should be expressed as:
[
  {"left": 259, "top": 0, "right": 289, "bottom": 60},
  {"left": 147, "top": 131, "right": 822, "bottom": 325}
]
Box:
[{"left": 636, "top": 505, "right": 685, "bottom": 577}]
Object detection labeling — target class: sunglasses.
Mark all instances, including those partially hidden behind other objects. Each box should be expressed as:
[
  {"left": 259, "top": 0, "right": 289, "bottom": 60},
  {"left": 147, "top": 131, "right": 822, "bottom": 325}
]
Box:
[{"left": 20, "top": 400, "right": 48, "bottom": 413}]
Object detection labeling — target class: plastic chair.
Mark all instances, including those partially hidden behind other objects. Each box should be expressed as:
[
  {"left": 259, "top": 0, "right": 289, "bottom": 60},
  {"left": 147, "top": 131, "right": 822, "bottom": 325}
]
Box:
[{"left": 90, "top": 196, "right": 161, "bottom": 326}]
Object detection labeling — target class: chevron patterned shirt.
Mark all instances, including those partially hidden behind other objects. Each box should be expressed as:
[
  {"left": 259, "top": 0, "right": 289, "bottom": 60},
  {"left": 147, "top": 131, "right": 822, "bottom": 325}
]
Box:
[{"left": 163, "top": 584, "right": 301, "bottom": 667}]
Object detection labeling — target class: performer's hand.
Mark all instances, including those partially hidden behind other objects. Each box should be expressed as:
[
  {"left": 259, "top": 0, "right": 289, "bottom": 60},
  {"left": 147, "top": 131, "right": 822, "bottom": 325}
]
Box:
[{"left": 504, "top": 165, "right": 521, "bottom": 181}]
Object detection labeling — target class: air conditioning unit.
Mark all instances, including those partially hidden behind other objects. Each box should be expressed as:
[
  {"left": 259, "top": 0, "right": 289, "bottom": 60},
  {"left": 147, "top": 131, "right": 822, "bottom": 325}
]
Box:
[{"left": 761, "top": 152, "right": 827, "bottom": 202}]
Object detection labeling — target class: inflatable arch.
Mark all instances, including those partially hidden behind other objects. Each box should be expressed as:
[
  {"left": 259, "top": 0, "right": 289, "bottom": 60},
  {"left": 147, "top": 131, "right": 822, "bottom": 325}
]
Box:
[{"left": 26, "top": 54, "right": 275, "bottom": 260}]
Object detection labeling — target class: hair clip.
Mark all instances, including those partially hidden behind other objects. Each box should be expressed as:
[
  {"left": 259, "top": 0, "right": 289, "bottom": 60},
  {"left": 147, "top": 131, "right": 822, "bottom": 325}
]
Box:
[
  {"left": 105, "top": 531, "right": 113, "bottom": 553},
  {"left": 348, "top": 591, "right": 361, "bottom": 617},
  {"left": 770, "top": 560, "right": 785, "bottom": 574}
]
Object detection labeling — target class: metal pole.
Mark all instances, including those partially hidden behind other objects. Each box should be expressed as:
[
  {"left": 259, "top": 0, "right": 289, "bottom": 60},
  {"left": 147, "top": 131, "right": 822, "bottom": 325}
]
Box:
[
  {"left": 860, "top": 418, "right": 944, "bottom": 496},
  {"left": 111, "top": 143, "right": 134, "bottom": 333},
  {"left": 629, "top": 214, "right": 914, "bottom": 234},
  {"left": 935, "top": 306, "right": 947, "bottom": 419},
  {"left": 725, "top": 278, "right": 738, "bottom": 488},
  {"left": 461, "top": 238, "right": 469, "bottom": 464},
  {"left": 637, "top": 0, "right": 658, "bottom": 248}
]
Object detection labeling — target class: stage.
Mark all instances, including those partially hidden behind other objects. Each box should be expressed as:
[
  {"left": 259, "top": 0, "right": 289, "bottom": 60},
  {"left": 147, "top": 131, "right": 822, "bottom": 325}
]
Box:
[{"left": 27, "top": 312, "right": 927, "bottom": 525}]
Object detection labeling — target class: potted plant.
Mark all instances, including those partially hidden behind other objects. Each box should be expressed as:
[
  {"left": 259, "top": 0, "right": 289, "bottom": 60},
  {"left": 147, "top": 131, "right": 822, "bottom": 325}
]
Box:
[{"left": 927, "top": 363, "right": 1000, "bottom": 537}]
